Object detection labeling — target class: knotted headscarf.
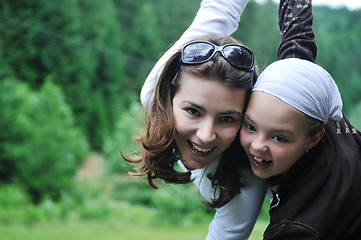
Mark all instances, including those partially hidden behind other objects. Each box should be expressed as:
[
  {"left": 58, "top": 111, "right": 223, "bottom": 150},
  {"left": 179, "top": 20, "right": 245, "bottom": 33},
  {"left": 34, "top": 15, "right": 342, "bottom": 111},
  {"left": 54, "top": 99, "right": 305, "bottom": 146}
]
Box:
[{"left": 253, "top": 58, "right": 343, "bottom": 123}]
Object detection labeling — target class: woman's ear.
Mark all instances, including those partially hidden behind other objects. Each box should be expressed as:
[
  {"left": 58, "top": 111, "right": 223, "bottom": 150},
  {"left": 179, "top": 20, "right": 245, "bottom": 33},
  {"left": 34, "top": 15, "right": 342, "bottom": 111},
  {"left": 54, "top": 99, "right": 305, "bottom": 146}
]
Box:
[{"left": 306, "top": 128, "right": 325, "bottom": 150}]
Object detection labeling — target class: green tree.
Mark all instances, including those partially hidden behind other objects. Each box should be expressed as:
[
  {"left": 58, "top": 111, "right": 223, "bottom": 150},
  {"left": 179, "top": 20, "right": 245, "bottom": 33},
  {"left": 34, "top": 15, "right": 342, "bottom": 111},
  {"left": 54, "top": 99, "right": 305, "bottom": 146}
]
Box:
[
  {"left": 103, "top": 102, "right": 144, "bottom": 174},
  {"left": 314, "top": 7, "right": 361, "bottom": 114},
  {"left": 0, "top": 78, "right": 89, "bottom": 203},
  {"left": 349, "top": 101, "right": 361, "bottom": 129},
  {"left": 0, "top": 0, "right": 127, "bottom": 150},
  {"left": 236, "top": 0, "right": 279, "bottom": 68}
]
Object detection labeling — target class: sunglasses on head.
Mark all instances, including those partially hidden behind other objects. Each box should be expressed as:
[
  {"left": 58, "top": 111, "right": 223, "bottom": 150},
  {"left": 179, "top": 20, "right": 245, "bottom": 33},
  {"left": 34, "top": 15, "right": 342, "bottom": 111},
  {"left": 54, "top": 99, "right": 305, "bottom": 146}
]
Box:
[{"left": 181, "top": 40, "right": 254, "bottom": 71}]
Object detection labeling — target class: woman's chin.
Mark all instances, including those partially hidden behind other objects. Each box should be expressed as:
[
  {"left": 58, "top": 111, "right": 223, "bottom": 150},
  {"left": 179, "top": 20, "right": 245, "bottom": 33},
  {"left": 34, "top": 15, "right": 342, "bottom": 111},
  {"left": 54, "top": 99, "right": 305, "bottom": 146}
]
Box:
[{"left": 182, "top": 159, "right": 208, "bottom": 170}]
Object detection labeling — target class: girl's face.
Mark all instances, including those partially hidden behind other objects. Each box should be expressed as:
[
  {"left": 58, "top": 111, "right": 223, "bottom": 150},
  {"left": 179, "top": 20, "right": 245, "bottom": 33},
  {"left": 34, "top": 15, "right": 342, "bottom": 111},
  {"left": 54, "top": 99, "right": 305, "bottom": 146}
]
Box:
[
  {"left": 240, "top": 92, "right": 320, "bottom": 179},
  {"left": 172, "top": 73, "right": 247, "bottom": 170}
]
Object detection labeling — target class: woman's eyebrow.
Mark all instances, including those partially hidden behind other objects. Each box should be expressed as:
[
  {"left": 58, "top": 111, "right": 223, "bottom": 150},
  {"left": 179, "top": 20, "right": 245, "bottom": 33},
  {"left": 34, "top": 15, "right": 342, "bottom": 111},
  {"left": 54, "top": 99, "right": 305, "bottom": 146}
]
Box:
[
  {"left": 182, "top": 100, "right": 204, "bottom": 110},
  {"left": 220, "top": 110, "right": 242, "bottom": 115},
  {"left": 182, "top": 100, "right": 242, "bottom": 115}
]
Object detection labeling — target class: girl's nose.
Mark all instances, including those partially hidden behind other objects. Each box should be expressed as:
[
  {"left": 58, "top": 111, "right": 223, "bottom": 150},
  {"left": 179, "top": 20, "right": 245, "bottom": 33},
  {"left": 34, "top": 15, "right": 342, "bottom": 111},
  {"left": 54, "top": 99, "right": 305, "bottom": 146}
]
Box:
[{"left": 251, "top": 135, "right": 268, "bottom": 152}]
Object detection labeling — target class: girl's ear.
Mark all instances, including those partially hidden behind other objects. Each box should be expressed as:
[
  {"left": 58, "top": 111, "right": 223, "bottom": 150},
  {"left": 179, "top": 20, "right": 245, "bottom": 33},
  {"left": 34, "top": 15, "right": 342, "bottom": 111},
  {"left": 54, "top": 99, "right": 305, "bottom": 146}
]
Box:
[{"left": 306, "top": 128, "right": 325, "bottom": 150}]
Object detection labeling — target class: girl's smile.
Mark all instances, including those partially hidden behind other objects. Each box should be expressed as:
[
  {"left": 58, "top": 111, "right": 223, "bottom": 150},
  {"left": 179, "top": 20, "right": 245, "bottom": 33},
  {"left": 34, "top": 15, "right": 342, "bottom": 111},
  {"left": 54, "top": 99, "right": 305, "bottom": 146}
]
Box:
[
  {"left": 252, "top": 155, "right": 272, "bottom": 169},
  {"left": 240, "top": 92, "right": 322, "bottom": 179}
]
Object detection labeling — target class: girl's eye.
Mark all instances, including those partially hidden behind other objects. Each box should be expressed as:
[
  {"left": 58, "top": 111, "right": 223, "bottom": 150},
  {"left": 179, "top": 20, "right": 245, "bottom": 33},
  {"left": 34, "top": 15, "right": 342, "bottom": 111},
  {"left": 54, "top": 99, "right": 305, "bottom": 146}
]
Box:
[
  {"left": 244, "top": 123, "right": 256, "bottom": 132},
  {"left": 273, "top": 135, "right": 287, "bottom": 143},
  {"left": 220, "top": 116, "right": 234, "bottom": 123},
  {"left": 186, "top": 108, "right": 200, "bottom": 116}
]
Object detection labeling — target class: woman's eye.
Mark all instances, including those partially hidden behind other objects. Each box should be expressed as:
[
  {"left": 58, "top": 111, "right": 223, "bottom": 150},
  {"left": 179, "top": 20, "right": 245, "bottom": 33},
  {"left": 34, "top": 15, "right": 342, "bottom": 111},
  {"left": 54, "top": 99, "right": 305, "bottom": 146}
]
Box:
[
  {"left": 220, "top": 116, "right": 234, "bottom": 123},
  {"left": 186, "top": 108, "right": 200, "bottom": 116},
  {"left": 273, "top": 135, "right": 287, "bottom": 143},
  {"left": 244, "top": 123, "right": 256, "bottom": 132}
]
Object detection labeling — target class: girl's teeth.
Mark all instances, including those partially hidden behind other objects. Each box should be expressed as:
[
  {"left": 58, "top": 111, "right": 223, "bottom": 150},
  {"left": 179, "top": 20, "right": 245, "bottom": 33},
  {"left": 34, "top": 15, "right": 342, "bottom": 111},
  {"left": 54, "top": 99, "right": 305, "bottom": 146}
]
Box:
[{"left": 254, "top": 157, "right": 267, "bottom": 163}]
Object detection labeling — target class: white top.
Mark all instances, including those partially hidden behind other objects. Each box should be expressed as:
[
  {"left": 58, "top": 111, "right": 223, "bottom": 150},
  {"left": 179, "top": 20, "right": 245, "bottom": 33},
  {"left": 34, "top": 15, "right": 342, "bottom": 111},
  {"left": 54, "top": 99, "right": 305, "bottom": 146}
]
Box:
[
  {"left": 140, "top": 0, "right": 267, "bottom": 239},
  {"left": 178, "top": 158, "right": 266, "bottom": 240}
]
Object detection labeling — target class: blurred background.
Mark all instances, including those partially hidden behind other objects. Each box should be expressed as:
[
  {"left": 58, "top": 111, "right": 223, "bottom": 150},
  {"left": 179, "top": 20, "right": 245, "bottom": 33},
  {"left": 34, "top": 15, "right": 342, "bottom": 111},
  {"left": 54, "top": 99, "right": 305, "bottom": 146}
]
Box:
[{"left": 1, "top": 0, "right": 360, "bottom": 239}]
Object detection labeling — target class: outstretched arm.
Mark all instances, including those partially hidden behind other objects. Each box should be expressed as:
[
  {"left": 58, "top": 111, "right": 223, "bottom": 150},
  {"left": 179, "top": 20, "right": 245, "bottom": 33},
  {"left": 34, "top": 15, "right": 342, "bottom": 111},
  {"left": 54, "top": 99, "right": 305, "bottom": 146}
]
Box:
[
  {"left": 277, "top": 0, "right": 317, "bottom": 62},
  {"left": 140, "top": 0, "right": 249, "bottom": 110}
]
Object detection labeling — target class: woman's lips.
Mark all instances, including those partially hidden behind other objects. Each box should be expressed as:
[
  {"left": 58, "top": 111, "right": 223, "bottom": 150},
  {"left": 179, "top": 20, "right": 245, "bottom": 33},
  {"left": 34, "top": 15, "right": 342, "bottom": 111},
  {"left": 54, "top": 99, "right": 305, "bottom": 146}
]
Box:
[{"left": 187, "top": 140, "right": 216, "bottom": 156}]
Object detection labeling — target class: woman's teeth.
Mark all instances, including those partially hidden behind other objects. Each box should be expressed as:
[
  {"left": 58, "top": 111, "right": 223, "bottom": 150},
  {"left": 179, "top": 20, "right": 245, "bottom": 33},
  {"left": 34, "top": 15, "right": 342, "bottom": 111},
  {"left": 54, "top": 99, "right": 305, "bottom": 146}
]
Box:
[{"left": 191, "top": 142, "right": 213, "bottom": 153}]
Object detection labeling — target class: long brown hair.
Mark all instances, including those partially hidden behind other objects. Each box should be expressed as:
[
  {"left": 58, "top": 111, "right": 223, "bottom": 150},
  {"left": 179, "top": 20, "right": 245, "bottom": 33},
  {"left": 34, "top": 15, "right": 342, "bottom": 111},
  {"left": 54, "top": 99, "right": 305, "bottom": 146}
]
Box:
[{"left": 123, "top": 35, "right": 257, "bottom": 208}]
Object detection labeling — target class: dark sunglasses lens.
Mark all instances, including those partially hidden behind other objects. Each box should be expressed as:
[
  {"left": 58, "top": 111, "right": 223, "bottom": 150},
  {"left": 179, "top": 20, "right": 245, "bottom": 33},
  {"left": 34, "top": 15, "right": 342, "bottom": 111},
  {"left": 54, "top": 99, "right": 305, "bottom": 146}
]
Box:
[
  {"left": 223, "top": 46, "right": 253, "bottom": 69},
  {"left": 182, "top": 42, "right": 214, "bottom": 63}
]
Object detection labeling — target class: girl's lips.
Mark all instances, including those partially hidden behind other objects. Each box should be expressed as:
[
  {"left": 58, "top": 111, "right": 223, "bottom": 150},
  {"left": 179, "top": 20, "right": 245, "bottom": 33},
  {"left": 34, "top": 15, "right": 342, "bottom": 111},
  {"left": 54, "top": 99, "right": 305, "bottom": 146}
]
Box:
[{"left": 252, "top": 155, "right": 272, "bottom": 169}]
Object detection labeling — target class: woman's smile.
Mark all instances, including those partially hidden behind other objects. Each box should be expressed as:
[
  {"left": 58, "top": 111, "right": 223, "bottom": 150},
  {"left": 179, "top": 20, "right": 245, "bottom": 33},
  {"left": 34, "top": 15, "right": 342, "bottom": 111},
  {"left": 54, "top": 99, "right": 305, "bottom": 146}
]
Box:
[
  {"left": 188, "top": 140, "right": 217, "bottom": 156},
  {"left": 172, "top": 73, "right": 246, "bottom": 170}
]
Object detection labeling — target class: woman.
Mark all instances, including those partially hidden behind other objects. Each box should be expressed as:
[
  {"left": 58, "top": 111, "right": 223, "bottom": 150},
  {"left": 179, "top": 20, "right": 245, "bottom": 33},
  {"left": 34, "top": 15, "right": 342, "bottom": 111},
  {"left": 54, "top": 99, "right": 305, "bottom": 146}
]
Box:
[
  {"left": 124, "top": 1, "right": 267, "bottom": 239},
  {"left": 125, "top": 34, "right": 266, "bottom": 239}
]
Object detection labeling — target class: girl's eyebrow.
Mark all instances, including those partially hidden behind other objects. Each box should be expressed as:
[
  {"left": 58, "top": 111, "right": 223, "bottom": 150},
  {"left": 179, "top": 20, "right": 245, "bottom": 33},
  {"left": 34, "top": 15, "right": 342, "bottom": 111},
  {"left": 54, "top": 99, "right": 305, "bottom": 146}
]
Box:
[
  {"left": 183, "top": 100, "right": 242, "bottom": 115},
  {"left": 244, "top": 114, "right": 253, "bottom": 122},
  {"left": 244, "top": 113, "right": 295, "bottom": 136}
]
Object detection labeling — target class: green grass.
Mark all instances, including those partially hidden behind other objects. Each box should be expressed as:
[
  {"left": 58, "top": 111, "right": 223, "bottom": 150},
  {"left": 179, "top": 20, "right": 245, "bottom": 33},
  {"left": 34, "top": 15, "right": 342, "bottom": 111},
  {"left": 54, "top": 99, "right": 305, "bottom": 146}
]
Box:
[
  {"left": 0, "top": 177, "right": 269, "bottom": 239},
  {"left": 0, "top": 220, "right": 207, "bottom": 240},
  {"left": 0, "top": 217, "right": 267, "bottom": 240},
  {"left": 0, "top": 199, "right": 268, "bottom": 240}
]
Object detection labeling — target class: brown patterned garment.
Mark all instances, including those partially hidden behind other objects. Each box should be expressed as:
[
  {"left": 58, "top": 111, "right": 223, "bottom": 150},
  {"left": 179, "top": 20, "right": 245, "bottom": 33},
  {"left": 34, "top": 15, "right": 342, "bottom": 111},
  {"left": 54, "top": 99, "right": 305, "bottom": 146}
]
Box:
[
  {"left": 278, "top": 0, "right": 316, "bottom": 61},
  {"left": 263, "top": 1, "right": 361, "bottom": 239}
]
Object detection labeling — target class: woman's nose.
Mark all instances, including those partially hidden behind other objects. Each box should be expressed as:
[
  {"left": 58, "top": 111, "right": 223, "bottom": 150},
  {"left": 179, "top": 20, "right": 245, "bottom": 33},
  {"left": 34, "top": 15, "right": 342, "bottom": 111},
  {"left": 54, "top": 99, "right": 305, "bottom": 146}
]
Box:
[{"left": 196, "top": 120, "right": 216, "bottom": 144}]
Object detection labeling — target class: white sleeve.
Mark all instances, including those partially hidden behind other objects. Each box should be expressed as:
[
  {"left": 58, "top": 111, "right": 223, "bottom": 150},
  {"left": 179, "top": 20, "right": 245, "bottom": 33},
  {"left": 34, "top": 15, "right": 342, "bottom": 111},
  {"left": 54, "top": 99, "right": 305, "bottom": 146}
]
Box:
[
  {"left": 178, "top": 159, "right": 267, "bottom": 240},
  {"left": 206, "top": 172, "right": 267, "bottom": 240},
  {"left": 140, "top": 0, "right": 249, "bottom": 110}
]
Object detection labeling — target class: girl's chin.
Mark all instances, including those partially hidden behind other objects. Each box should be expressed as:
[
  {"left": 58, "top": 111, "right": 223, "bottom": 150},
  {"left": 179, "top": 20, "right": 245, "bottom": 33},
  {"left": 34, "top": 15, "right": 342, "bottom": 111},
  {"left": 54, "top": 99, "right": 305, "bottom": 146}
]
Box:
[{"left": 250, "top": 166, "right": 273, "bottom": 179}]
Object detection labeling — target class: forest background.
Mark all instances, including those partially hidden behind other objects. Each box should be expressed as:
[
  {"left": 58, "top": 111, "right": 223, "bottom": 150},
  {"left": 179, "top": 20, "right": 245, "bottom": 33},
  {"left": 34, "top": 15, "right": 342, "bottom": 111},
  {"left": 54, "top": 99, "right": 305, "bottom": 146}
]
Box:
[{"left": 1, "top": 0, "right": 360, "bottom": 239}]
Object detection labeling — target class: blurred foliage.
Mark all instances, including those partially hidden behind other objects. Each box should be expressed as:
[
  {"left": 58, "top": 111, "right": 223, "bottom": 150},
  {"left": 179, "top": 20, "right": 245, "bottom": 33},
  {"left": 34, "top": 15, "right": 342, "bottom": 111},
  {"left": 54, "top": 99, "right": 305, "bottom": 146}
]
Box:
[
  {"left": 0, "top": 178, "right": 211, "bottom": 224},
  {"left": 313, "top": 6, "right": 361, "bottom": 115},
  {"left": 349, "top": 101, "right": 361, "bottom": 130},
  {"left": 0, "top": 179, "right": 270, "bottom": 232},
  {"left": 0, "top": 0, "right": 126, "bottom": 150},
  {"left": 103, "top": 102, "right": 144, "bottom": 174},
  {"left": 0, "top": 78, "right": 89, "bottom": 203}
]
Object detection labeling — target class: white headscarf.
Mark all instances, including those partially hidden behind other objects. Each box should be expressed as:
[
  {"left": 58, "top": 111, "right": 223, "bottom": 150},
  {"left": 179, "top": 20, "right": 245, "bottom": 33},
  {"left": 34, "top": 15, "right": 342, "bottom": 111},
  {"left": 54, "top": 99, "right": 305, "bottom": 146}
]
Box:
[{"left": 253, "top": 58, "right": 343, "bottom": 123}]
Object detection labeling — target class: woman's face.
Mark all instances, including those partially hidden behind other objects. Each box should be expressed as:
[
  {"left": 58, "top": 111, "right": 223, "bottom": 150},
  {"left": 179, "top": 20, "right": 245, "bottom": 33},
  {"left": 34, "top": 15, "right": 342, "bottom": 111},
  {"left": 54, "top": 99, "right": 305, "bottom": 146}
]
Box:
[
  {"left": 240, "top": 92, "right": 318, "bottom": 179},
  {"left": 172, "top": 73, "right": 247, "bottom": 170}
]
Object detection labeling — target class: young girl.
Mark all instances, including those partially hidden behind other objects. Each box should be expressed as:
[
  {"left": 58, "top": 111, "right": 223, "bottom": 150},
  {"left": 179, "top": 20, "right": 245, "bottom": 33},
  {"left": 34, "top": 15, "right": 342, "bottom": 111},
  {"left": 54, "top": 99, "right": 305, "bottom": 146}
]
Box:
[{"left": 240, "top": 58, "right": 361, "bottom": 239}]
